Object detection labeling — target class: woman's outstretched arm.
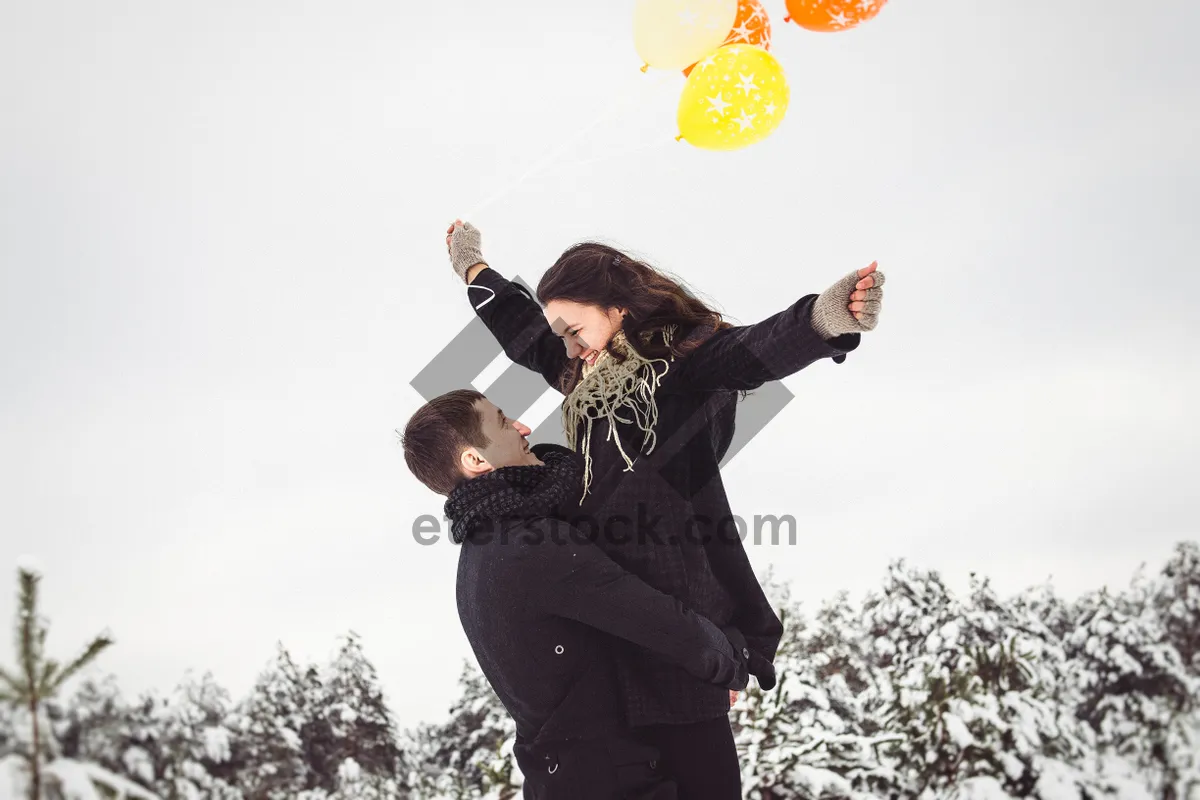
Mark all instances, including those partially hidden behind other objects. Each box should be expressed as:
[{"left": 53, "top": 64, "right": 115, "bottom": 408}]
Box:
[
  {"left": 447, "top": 220, "right": 571, "bottom": 390},
  {"left": 469, "top": 267, "right": 572, "bottom": 389},
  {"left": 663, "top": 263, "right": 885, "bottom": 393}
]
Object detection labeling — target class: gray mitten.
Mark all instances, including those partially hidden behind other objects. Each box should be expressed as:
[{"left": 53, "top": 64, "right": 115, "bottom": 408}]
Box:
[
  {"left": 448, "top": 222, "right": 487, "bottom": 282},
  {"left": 810, "top": 268, "right": 886, "bottom": 338}
]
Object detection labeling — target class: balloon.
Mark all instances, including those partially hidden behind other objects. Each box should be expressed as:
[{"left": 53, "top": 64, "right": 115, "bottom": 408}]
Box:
[
  {"left": 783, "top": 0, "right": 888, "bottom": 32},
  {"left": 683, "top": 0, "right": 771, "bottom": 77},
  {"left": 634, "top": 0, "right": 739, "bottom": 72},
  {"left": 676, "top": 44, "right": 789, "bottom": 151}
]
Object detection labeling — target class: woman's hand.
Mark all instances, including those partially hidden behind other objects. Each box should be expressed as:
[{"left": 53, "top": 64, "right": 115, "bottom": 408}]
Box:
[
  {"left": 446, "top": 219, "right": 488, "bottom": 283},
  {"left": 848, "top": 262, "right": 884, "bottom": 322},
  {"left": 730, "top": 690, "right": 739, "bottom": 708},
  {"left": 810, "top": 261, "right": 886, "bottom": 338}
]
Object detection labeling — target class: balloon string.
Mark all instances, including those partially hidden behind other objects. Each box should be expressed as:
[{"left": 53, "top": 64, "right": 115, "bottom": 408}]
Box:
[
  {"left": 461, "top": 69, "right": 675, "bottom": 220},
  {"left": 461, "top": 72, "right": 649, "bottom": 219},
  {"left": 554, "top": 137, "right": 677, "bottom": 172}
]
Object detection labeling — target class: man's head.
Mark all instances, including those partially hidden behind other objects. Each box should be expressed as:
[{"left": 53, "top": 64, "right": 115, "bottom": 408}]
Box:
[{"left": 401, "top": 389, "right": 541, "bottom": 496}]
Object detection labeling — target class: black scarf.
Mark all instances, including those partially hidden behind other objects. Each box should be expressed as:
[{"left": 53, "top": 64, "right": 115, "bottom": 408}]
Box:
[{"left": 444, "top": 443, "right": 584, "bottom": 544}]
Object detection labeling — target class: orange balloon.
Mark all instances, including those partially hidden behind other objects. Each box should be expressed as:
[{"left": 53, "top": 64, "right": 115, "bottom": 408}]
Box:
[
  {"left": 683, "top": 0, "right": 771, "bottom": 77},
  {"left": 783, "top": 0, "right": 888, "bottom": 32}
]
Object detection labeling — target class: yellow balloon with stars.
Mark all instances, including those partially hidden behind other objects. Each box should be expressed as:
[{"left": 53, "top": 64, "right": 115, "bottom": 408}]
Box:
[{"left": 676, "top": 44, "right": 789, "bottom": 151}]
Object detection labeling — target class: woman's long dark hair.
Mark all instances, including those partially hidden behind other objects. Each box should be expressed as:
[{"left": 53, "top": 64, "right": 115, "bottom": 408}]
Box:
[{"left": 536, "top": 242, "right": 737, "bottom": 396}]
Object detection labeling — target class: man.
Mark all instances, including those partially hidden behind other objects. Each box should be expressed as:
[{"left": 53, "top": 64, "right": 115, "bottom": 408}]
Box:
[{"left": 401, "top": 388, "right": 752, "bottom": 799}]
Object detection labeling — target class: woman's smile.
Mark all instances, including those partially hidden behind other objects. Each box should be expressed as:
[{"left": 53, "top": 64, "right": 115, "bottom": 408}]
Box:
[{"left": 584, "top": 351, "right": 599, "bottom": 366}]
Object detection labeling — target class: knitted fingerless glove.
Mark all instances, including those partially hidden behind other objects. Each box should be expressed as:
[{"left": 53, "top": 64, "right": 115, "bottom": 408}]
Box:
[
  {"left": 810, "top": 268, "right": 886, "bottom": 338},
  {"left": 448, "top": 222, "right": 488, "bottom": 282}
]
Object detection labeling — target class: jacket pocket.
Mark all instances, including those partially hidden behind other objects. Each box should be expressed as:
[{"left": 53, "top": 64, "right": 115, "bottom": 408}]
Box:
[{"left": 604, "top": 738, "right": 676, "bottom": 800}]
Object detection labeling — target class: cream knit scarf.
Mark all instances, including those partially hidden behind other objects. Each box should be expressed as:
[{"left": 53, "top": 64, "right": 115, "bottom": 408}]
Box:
[{"left": 561, "top": 324, "right": 678, "bottom": 502}]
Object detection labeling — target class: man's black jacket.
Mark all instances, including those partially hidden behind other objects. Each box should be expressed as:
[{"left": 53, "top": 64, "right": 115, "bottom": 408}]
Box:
[{"left": 447, "top": 443, "right": 749, "bottom": 750}]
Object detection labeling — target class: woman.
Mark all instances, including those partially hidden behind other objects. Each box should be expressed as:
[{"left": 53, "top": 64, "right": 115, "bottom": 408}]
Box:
[{"left": 443, "top": 219, "right": 885, "bottom": 799}]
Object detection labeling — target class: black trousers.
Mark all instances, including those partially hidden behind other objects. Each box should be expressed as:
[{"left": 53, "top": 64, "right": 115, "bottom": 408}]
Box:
[{"left": 633, "top": 715, "right": 741, "bottom": 800}]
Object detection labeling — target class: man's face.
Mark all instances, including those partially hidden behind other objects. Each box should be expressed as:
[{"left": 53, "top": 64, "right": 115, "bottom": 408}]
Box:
[{"left": 467, "top": 397, "right": 541, "bottom": 471}]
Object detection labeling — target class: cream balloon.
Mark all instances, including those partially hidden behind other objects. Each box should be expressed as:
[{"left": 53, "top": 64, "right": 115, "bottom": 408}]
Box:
[{"left": 634, "top": 0, "right": 739, "bottom": 71}]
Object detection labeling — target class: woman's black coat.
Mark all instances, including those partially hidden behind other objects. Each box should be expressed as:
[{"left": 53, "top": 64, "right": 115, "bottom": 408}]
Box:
[{"left": 469, "top": 266, "right": 860, "bottom": 726}]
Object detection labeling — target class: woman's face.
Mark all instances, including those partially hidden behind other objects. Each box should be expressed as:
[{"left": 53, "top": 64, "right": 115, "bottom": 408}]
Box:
[{"left": 543, "top": 299, "right": 625, "bottom": 368}]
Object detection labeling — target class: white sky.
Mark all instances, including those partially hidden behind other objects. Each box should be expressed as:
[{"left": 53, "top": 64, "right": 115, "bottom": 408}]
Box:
[{"left": 2, "top": 0, "right": 1197, "bottom": 728}]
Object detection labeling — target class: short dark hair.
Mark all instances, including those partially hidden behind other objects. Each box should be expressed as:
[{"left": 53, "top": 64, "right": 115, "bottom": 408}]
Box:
[{"left": 400, "top": 389, "right": 489, "bottom": 496}]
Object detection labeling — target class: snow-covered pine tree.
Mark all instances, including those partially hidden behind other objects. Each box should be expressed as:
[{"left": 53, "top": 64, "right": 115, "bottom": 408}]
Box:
[
  {"left": 732, "top": 575, "right": 899, "bottom": 800},
  {"left": 863, "top": 561, "right": 1100, "bottom": 799},
  {"left": 957, "top": 573, "right": 1100, "bottom": 799},
  {"left": 298, "top": 660, "right": 339, "bottom": 794},
  {"left": 729, "top": 576, "right": 813, "bottom": 798},
  {"left": 52, "top": 674, "right": 136, "bottom": 779},
  {"left": 321, "top": 754, "right": 409, "bottom": 800},
  {"left": 400, "top": 722, "right": 440, "bottom": 799},
  {"left": 233, "top": 643, "right": 317, "bottom": 798},
  {"left": 49, "top": 676, "right": 190, "bottom": 795},
  {"left": 0, "top": 703, "right": 14, "bottom": 756},
  {"left": 1151, "top": 541, "right": 1200, "bottom": 799},
  {"left": 1065, "top": 564, "right": 1199, "bottom": 800},
  {"left": 1154, "top": 541, "right": 1200, "bottom": 677},
  {"left": 318, "top": 632, "right": 408, "bottom": 796},
  {"left": 115, "top": 690, "right": 173, "bottom": 789},
  {"left": 1, "top": 563, "right": 114, "bottom": 800},
  {"left": 145, "top": 671, "right": 243, "bottom": 800},
  {"left": 1006, "top": 579, "right": 1074, "bottom": 646},
  {"left": 797, "top": 589, "right": 903, "bottom": 797},
  {"left": 860, "top": 559, "right": 973, "bottom": 796},
  {"left": 407, "top": 660, "right": 518, "bottom": 800}
]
